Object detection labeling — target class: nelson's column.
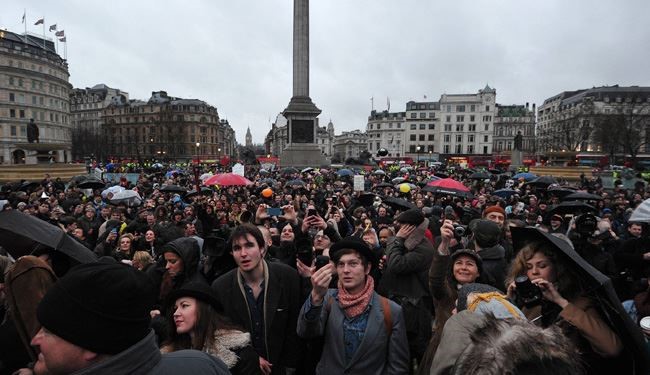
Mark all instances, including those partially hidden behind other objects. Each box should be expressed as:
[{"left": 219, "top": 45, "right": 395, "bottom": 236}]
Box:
[{"left": 280, "top": 0, "right": 329, "bottom": 167}]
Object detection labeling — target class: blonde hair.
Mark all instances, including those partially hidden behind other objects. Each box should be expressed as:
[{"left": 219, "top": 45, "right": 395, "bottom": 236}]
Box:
[{"left": 132, "top": 251, "right": 154, "bottom": 267}]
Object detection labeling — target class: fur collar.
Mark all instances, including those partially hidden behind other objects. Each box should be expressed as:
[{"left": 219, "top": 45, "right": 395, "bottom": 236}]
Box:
[{"left": 206, "top": 329, "right": 252, "bottom": 368}]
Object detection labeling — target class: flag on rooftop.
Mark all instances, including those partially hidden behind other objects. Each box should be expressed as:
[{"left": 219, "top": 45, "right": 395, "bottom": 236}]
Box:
[
  {"left": 34, "top": 18, "right": 44, "bottom": 26},
  {"left": 22, "top": 11, "right": 25, "bottom": 24},
  {"left": 55, "top": 30, "right": 64, "bottom": 37},
  {"left": 59, "top": 37, "right": 66, "bottom": 42},
  {"left": 49, "top": 24, "right": 57, "bottom": 32}
]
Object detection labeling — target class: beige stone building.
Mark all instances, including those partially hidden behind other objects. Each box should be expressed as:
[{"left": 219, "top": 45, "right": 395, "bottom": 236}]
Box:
[
  {"left": 102, "top": 91, "right": 235, "bottom": 162},
  {"left": 0, "top": 30, "right": 72, "bottom": 164}
]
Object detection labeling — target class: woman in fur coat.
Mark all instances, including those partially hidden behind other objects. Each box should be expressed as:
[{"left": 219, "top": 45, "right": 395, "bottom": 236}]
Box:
[{"left": 162, "top": 282, "right": 260, "bottom": 375}]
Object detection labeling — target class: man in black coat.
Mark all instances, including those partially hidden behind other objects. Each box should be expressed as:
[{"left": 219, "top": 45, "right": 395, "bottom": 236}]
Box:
[
  {"left": 470, "top": 219, "right": 508, "bottom": 291},
  {"left": 212, "top": 224, "right": 301, "bottom": 375}
]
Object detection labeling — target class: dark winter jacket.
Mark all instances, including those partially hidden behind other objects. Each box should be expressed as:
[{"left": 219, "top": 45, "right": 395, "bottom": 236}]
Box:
[{"left": 476, "top": 244, "right": 507, "bottom": 291}]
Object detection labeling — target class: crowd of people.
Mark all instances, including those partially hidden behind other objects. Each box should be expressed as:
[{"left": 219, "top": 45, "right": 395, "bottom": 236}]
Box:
[{"left": 0, "top": 164, "right": 649, "bottom": 374}]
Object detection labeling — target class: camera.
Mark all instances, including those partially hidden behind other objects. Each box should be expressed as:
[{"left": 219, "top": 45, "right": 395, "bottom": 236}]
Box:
[
  {"left": 514, "top": 276, "right": 543, "bottom": 308},
  {"left": 453, "top": 224, "right": 468, "bottom": 240}
]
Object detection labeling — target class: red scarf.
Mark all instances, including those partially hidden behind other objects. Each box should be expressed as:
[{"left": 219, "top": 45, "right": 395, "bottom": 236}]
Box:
[{"left": 337, "top": 276, "right": 374, "bottom": 318}]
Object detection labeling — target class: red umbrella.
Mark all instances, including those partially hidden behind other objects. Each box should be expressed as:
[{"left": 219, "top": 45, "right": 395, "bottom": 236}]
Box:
[
  {"left": 203, "top": 173, "right": 253, "bottom": 186},
  {"left": 423, "top": 178, "right": 472, "bottom": 198}
]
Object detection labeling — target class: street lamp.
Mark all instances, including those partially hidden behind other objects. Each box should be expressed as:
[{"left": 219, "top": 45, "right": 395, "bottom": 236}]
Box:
[
  {"left": 416, "top": 146, "right": 421, "bottom": 165},
  {"left": 194, "top": 142, "right": 201, "bottom": 192}
]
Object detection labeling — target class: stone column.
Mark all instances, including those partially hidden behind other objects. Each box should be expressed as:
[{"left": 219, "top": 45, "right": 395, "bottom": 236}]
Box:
[{"left": 293, "top": 0, "right": 309, "bottom": 98}]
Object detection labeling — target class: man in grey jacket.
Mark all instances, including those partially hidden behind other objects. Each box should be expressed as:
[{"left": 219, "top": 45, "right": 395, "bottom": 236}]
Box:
[
  {"left": 22, "top": 262, "right": 229, "bottom": 375},
  {"left": 297, "top": 236, "right": 409, "bottom": 374}
]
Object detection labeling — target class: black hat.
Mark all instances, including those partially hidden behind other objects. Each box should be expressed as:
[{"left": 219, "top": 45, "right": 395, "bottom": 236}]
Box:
[
  {"left": 167, "top": 282, "right": 223, "bottom": 313},
  {"left": 330, "top": 236, "right": 376, "bottom": 265},
  {"left": 451, "top": 249, "right": 483, "bottom": 275},
  {"left": 469, "top": 219, "right": 502, "bottom": 248},
  {"left": 396, "top": 208, "right": 424, "bottom": 225},
  {"left": 37, "top": 263, "right": 155, "bottom": 355}
]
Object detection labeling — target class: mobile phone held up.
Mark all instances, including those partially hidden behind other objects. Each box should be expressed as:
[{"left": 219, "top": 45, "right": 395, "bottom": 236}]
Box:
[
  {"left": 315, "top": 255, "right": 330, "bottom": 270},
  {"left": 307, "top": 208, "right": 318, "bottom": 217},
  {"left": 267, "top": 207, "right": 282, "bottom": 216}
]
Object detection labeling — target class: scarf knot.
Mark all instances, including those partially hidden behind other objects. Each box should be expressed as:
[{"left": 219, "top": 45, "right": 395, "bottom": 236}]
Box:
[{"left": 337, "top": 276, "right": 375, "bottom": 318}]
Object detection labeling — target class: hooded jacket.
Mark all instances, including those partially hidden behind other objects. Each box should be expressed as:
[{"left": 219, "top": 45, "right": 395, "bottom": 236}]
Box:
[{"left": 163, "top": 237, "right": 207, "bottom": 287}]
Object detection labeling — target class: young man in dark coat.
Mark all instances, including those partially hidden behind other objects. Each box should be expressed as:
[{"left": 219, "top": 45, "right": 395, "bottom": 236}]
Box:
[
  {"left": 469, "top": 219, "right": 508, "bottom": 291},
  {"left": 212, "top": 224, "right": 301, "bottom": 375}
]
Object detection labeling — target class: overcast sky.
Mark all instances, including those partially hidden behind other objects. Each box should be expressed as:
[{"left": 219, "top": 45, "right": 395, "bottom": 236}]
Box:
[{"left": 3, "top": 1, "right": 650, "bottom": 144}]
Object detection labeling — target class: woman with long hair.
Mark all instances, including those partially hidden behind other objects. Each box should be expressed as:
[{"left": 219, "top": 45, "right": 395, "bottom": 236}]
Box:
[
  {"left": 163, "top": 282, "right": 260, "bottom": 375},
  {"left": 507, "top": 235, "right": 623, "bottom": 375}
]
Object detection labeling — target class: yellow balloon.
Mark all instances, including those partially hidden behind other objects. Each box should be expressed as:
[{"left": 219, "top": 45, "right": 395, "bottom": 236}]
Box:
[{"left": 399, "top": 183, "right": 411, "bottom": 193}]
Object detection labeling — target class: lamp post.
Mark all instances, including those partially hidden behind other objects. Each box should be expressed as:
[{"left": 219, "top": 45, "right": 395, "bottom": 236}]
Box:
[
  {"left": 194, "top": 142, "right": 201, "bottom": 192},
  {"left": 416, "top": 146, "right": 421, "bottom": 165},
  {"left": 428, "top": 150, "right": 432, "bottom": 167}
]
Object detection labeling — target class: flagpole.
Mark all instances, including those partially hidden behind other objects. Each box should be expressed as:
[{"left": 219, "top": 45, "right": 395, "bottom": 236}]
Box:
[
  {"left": 23, "top": 9, "right": 27, "bottom": 44},
  {"left": 42, "top": 18, "right": 45, "bottom": 50}
]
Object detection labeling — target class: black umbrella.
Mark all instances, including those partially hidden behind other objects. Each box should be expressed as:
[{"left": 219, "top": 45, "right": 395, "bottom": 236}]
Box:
[
  {"left": 357, "top": 193, "right": 379, "bottom": 207},
  {"left": 372, "top": 182, "right": 395, "bottom": 190},
  {"left": 382, "top": 197, "right": 416, "bottom": 211},
  {"left": 562, "top": 192, "right": 603, "bottom": 201},
  {"left": 160, "top": 184, "right": 188, "bottom": 194},
  {"left": 77, "top": 178, "right": 105, "bottom": 190},
  {"left": 0, "top": 210, "right": 97, "bottom": 263},
  {"left": 18, "top": 181, "right": 40, "bottom": 191},
  {"left": 527, "top": 175, "right": 558, "bottom": 187},
  {"left": 69, "top": 175, "right": 88, "bottom": 184},
  {"left": 434, "top": 172, "right": 449, "bottom": 179},
  {"left": 547, "top": 187, "right": 576, "bottom": 198},
  {"left": 184, "top": 187, "right": 213, "bottom": 198},
  {"left": 259, "top": 178, "right": 277, "bottom": 186},
  {"left": 286, "top": 179, "right": 306, "bottom": 187},
  {"left": 511, "top": 227, "right": 650, "bottom": 374},
  {"left": 469, "top": 171, "right": 490, "bottom": 180},
  {"left": 548, "top": 201, "right": 596, "bottom": 215},
  {"left": 281, "top": 167, "right": 299, "bottom": 175}
]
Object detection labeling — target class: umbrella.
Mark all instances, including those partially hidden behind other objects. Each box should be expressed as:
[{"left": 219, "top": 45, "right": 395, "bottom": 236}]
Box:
[
  {"left": 382, "top": 196, "right": 416, "bottom": 211},
  {"left": 200, "top": 172, "right": 213, "bottom": 181},
  {"left": 301, "top": 167, "right": 314, "bottom": 173},
  {"left": 488, "top": 169, "right": 503, "bottom": 174},
  {"left": 19, "top": 181, "right": 41, "bottom": 191},
  {"left": 399, "top": 167, "right": 413, "bottom": 173},
  {"left": 259, "top": 169, "right": 269, "bottom": 175},
  {"left": 373, "top": 170, "right": 386, "bottom": 175},
  {"left": 372, "top": 182, "right": 395, "bottom": 190},
  {"left": 69, "top": 175, "right": 88, "bottom": 184},
  {"left": 392, "top": 177, "right": 406, "bottom": 184},
  {"left": 160, "top": 184, "right": 188, "bottom": 194},
  {"left": 548, "top": 201, "right": 596, "bottom": 215},
  {"left": 426, "top": 178, "right": 470, "bottom": 191},
  {"left": 165, "top": 170, "right": 181, "bottom": 178},
  {"left": 152, "top": 163, "right": 164, "bottom": 168},
  {"left": 469, "top": 171, "right": 491, "bottom": 180},
  {"left": 101, "top": 185, "right": 125, "bottom": 198},
  {"left": 0, "top": 210, "right": 96, "bottom": 263},
  {"left": 280, "top": 167, "right": 299, "bottom": 175},
  {"left": 357, "top": 193, "right": 379, "bottom": 207},
  {"left": 109, "top": 190, "right": 142, "bottom": 207},
  {"left": 434, "top": 172, "right": 449, "bottom": 179},
  {"left": 259, "top": 178, "right": 277, "bottom": 186},
  {"left": 337, "top": 169, "right": 354, "bottom": 177},
  {"left": 511, "top": 227, "right": 650, "bottom": 374},
  {"left": 512, "top": 172, "right": 537, "bottom": 181},
  {"left": 547, "top": 186, "right": 576, "bottom": 198},
  {"left": 527, "top": 175, "right": 558, "bottom": 187},
  {"left": 204, "top": 173, "right": 253, "bottom": 186},
  {"left": 286, "top": 179, "right": 306, "bottom": 187},
  {"left": 77, "top": 178, "right": 105, "bottom": 190},
  {"left": 562, "top": 192, "right": 603, "bottom": 201},
  {"left": 185, "top": 187, "right": 213, "bottom": 198},
  {"left": 492, "top": 188, "right": 518, "bottom": 199},
  {"left": 629, "top": 198, "right": 650, "bottom": 223}
]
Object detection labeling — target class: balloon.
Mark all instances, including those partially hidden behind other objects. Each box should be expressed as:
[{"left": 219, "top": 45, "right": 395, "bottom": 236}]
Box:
[
  {"left": 399, "top": 183, "right": 411, "bottom": 194},
  {"left": 261, "top": 188, "right": 273, "bottom": 198}
]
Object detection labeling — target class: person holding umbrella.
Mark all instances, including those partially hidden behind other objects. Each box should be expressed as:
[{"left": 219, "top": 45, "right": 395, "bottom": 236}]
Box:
[{"left": 507, "top": 228, "right": 624, "bottom": 375}]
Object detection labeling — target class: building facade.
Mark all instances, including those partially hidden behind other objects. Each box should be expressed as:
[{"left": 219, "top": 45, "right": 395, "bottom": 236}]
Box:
[
  {"left": 493, "top": 103, "right": 536, "bottom": 153},
  {"left": 332, "top": 130, "right": 367, "bottom": 162},
  {"left": 537, "top": 85, "right": 650, "bottom": 156},
  {"left": 316, "top": 120, "right": 334, "bottom": 157},
  {"left": 366, "top": 110, "right": 406, "bottom": 157},
  {"left": 70, "top": 84, "right": 128, "bottom": 161},
  {"left": 0, "top": 30, "right": 72, "bottom": 164},
  {"left": 102, "top": 91, "right": 235, "bottom": 162},
  {"left": 265, "top": 114, "right": 335, "bottom": 158}
]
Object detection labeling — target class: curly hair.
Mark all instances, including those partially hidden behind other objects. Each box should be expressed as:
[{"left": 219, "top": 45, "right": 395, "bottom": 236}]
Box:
[{"left": 507, "top": 242, "right": 581, "bottom": 300}]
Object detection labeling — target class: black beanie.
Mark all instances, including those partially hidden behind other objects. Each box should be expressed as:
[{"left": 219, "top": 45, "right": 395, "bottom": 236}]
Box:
[
  {"left": 396, "top": 208, "right": 424, "bottom": 225},
  {"left": 37, "top": 262, "right": 156, "bottom": 355},
  {"left": 469, "top": 219, "right": 502, "bottom": 248}
]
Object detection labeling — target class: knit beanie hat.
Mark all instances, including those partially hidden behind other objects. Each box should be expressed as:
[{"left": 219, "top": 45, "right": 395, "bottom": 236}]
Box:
[
  {"left": 37, "top": 262, "right": 156, "bottom": 354},
  {"left": 457, "top": 283, "right": 524, "bottom": 319},
  {"left": 469, "top": 219, "right": 502, "bottom": 248},
  {"left": 396, "top": 208, "right": 424, "bottom": 225},
  {"left": 483, "top": 205, "right": 505, "bottom": 217}
]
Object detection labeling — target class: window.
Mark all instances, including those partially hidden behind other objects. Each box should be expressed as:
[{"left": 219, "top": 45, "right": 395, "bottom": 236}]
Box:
[
  {"left": 456, "top": 115, "right": 464, "bottom": 122},
  {"left": 19, "top": 110, "right": 25, "bottom": 118},
  {"left": 456, "top": 105, "right": 465, "bottom": 112},
  {"left": 419, "top": 113, "right": 426, "bottom": 119},
  {"left": 470, "top": 115, "right": 475, "bottom": 122},
  {"left": 429, "top": 124, "right": 435, "bottom": 130},
  {"left": 420, "top": 124, "right": 426, "bottom": 130},
  {"left": 409, "top": 145, "right": 416, "bottom": 153},
  {"left": 483, "top": 146, "right": 488, "bottom": 154},
  {"left": 428, "top": 134, "right": 435, "bottom": 141},
  {"left": 9, "top": 77, "right": 14, "bottom": 85},
  {"left": 368, "top": 143, "right": 373, "bottom": 150},
  {"left": 419, "top": 134, "right": 425, "bottom": 141},
  {"left": 369, "top": 124, "right": 373, "bottom": 130},
  {"left": 427, "top": 145, "right": 434, "bottom": 152},
  {"left": 470, "top": 105, "right": 475, "bottom": 112},
  {"left": 468, "top": 135, "right": 475, "bottom": 142},
  {"left": 389, "top": 123, "right": 393, "bottom": 129},
  {"left": 410, "top": 113, "right": 417, "bottom": 119},
  {"left": 486, "top": 105, "right": 490, "bottom": 111},
  {"left": 10, "top": 126, "right": 17, "bottom": 136},
  {"left": 444, "top": 124, "right": 452, "bottom": 131},
  {"left": 446, "top": 105, "right": 451, "bottom": 112},
  {"left": 455, "top": 144, "right": 462, "bottom": 154},
  {"left": 446, "top": 115, "right": 451, "bottom": 122},
  {"left": 429, "top": 112, "right": 435, "bottom": 118},
  {"left": 410, "top": 134, "right": 416, "bottom": 141},
  {"left": 456, "top": 124, "right": 464, "bottom": 131},
  {"left": 469, "top": 124, "right": 476, "bottom": 131},
  {"left": 376, "top": 142, "right": 380, "bottom": 150},
  {"left": 444, "top": 145, "right": 450, "bottom": 153},
  {"left": 444, "top": 134, "right": 451, "bottom": 143},
  {"left": 484, "top": 124, "right": 489, "bottom": 131},
  {"left": 397, "top": 123, "right": 401, "bottom": 128},
  {"left": 467, "top": 145, "right": 474, "bottom": 154},
  {"left": 484, "top": 135, "right": 489, "bottom": 142},
  {"left": 377, "top": 124, "right": 381, "bottom": 130},
  {"left": 456, "top": 134, "right": 462, "bottom": 142}
]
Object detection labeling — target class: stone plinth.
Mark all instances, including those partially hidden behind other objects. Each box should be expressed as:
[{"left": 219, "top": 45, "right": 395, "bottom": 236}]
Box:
[{"left": 510, "top": 149, "right": 524, "bottom": 171}]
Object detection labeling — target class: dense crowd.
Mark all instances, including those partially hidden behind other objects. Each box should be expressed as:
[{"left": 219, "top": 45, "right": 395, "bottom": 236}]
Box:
[{"left": 0, "top": 164, "right": 649, "bottom": 374}]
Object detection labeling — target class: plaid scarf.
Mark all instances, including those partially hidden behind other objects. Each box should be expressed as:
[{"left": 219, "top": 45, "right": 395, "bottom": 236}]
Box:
[{"left": 338, "top": 276, "right": 375, "bottom": 318}]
